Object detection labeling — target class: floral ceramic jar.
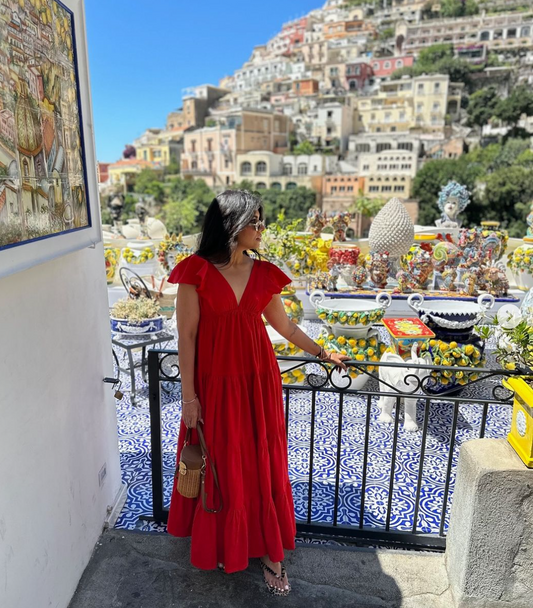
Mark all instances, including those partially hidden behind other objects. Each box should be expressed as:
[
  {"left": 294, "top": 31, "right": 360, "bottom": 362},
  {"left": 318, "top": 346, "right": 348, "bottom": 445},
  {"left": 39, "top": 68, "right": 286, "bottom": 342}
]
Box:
[
  {"left": 507, "top": 237, "right": 533, "bottom": 291},
  {"left": 104, "top": 247, "right": 121, "bottom": 284},
  {"left": 281, "top": 286, "right": 304, "bottom": 325},
  {"left": 419, "top": 337, "right": 485, "bottom": 394},
  {"left": 121, "top": 243, "right": 157, "bottom": 277},
  {"left": 157, "top": 234, "right": 193, "bottom": 275},
  {"left": 317, "top": 329, "right": 387, "bottom": 390},
  {"left": 267, "top": 325, "right": 306, "bottom": 385}
]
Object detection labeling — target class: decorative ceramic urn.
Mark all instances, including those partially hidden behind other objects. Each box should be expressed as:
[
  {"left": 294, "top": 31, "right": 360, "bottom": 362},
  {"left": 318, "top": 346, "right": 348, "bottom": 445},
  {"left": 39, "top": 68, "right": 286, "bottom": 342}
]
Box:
[{"left": 368, "top": 197, "right": 414, "bottom": 259}]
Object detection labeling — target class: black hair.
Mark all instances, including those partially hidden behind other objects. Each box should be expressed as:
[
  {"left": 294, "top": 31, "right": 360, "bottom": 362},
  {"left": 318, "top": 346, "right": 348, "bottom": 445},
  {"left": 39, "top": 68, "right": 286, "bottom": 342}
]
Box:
[{"left": 196, "top": 190, "right": 264, "bottom": 266}]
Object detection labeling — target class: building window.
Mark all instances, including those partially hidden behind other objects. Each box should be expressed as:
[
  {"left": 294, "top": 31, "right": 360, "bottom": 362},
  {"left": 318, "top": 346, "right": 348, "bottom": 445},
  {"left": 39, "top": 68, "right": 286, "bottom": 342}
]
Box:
[
  {"left": 398, "top": 142, "right": 413, "bottom": 151},
  {"left": 191, "top": 140, "right": 196, "bottom": 152},
  {"left": 191, "top": 161, "right": 197, "bottom": 170},
  {"left": 347, "top": 186, "right": 353, "bottom": 192},
  {"left": 298, "top": 163, "right": 308, "bottom": 175},
  {"left": 382, "top": 185, "right": 392, "bottom": 192},
  {"left": 394, "top": 185, "right": 404, "bottom": 192},
  {"left": 225, "top": 159, "right": 230, "bottom": 168},
  {"left": 256, "top": 182, "right": 267, "bottom": 190},
  {"left": 384, "top": 61, "right": 391, "bottom": 69},
  {"left": 331, "top": 186, "right": 337, "bottom": 193},
  {"left": 521, "top": 26, "right": 531, "bottom": 38},
  {"left": 369, "top": 186, "right": 379, "bottom": 192},
  {"left": 327, "top": 110, "right": 333, "bottom": 118},
  {"left": 507, "top": 28, "right": 517, "bottom": 39},
  {"left": 286, "top": 182, "right": 297, "bottom": 191},
  {"left": 271, "top": 182, "right": 282, "bottom": 190},
  {"left": 241, "top": 161, "right": 252, "bottom": 175},
  {"left": 207, "top": 139, "right": 213, "bottom": 151},
  {"left": 256, "top": 161, "right": 267, "bottom": 175},
  {"left": 339, "top": 186, "right": 345, "bottom": 192},
  {"left": 416, "top": 103, "right": 423, "bottom": 112},
  {"left": 417, "top": 83, "right": 424, "bottom": 94},
  {"left": 396, "top": 60, "right": 403, "bottom": 68},
  {"left": 283, "top": 164, "right": 292, "bottom": 175},
  {"left": 362, "top": 164, "right": 370, "bottom": 171},
  {"left": 376, "top": 143, "right": 392, "bottom": 153},
  {"left": 433, "top": 102, "right": 440, "bottom": 111},
  {"left": 434, "top": 82, "right": 440, "bottom": 93}
]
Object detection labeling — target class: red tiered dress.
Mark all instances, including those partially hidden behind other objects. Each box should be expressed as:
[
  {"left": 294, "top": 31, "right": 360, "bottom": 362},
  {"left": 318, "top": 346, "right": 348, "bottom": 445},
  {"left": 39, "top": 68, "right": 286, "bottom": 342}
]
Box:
[{"left": 167, "top": 254, "right": 296, "bottom": 573}]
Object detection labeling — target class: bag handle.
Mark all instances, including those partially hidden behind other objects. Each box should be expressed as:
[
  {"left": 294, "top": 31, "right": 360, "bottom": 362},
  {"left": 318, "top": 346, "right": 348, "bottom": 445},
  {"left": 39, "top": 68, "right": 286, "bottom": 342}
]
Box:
[{"left": 196, "top": 423, "right": 223, "bottom": 514}]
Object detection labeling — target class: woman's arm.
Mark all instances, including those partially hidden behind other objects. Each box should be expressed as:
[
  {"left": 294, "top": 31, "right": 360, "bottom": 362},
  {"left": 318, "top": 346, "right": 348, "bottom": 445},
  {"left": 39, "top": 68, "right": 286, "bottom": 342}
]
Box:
[
  {"left": 176, "top": 284, "right": 202, "bottom": 427},
  {"left": 263, "top": 294, "right": 349, "bottom": 370}
]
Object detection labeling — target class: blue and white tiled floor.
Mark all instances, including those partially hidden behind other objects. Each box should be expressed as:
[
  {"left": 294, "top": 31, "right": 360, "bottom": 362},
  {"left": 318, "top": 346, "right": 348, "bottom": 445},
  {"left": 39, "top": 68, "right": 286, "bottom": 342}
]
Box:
[{"left": 112, "top": 322, "right": 513, "bottom": 539}]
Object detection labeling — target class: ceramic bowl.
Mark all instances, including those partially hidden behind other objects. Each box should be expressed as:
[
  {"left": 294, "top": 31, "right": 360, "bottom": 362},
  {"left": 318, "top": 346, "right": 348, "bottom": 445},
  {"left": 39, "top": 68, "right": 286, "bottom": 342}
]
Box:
[
  {"left": 407, "top": 293, "right": 494, "bottom": 333},
  {"left": 310, "top": 290, "right": 392, "bottom": 337},
  {"left": 110, "top": 315, "right": 164, "bottom": 336}
]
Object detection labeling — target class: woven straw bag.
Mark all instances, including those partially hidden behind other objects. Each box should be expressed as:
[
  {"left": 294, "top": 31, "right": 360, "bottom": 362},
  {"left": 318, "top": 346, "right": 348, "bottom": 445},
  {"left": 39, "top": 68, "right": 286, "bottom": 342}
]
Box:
[{"left": 176, "top": 424, "right": 223, "bottom": 513}]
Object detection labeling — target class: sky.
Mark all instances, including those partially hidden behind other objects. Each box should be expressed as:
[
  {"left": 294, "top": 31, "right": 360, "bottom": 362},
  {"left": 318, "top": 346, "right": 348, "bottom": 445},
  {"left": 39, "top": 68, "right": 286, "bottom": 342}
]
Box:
[{"left": 85, "top": 0, "right": 323, "bottom": 163}]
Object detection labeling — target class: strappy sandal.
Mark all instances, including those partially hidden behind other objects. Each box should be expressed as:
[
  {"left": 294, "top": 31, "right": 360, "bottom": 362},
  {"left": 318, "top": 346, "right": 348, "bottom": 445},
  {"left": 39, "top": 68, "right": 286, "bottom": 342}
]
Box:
[{"left": 259, "top": 560, "right": 291, "bottom": 596}]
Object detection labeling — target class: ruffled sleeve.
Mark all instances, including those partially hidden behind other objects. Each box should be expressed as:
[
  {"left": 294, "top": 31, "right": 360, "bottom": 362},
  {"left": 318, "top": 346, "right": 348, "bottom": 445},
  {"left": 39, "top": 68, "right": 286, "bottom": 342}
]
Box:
[
  {"left": 167, "top": 255, "right": 207, "bottom": 292},
  {"left": 265, "top": 261, "right": 291, "bottom": 295}
]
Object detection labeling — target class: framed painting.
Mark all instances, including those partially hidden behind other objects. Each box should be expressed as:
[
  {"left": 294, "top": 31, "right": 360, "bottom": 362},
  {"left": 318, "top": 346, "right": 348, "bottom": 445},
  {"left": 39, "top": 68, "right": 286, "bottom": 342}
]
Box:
[{"left": 0, "top": 0, "right": 101, "bottom": 280}]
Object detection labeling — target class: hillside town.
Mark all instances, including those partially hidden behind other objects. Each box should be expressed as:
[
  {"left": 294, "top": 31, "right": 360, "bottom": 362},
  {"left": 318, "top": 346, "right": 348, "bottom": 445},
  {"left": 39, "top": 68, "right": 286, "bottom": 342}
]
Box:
[{"left": 98, "top": 0, "right": 533, "bottom": 236}]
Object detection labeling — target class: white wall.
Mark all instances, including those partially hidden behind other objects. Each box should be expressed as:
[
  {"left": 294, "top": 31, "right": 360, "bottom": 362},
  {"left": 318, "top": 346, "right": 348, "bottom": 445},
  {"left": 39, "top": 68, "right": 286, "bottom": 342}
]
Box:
[{"left": 0, "top": 243, "right": 122, "bottom": 608}]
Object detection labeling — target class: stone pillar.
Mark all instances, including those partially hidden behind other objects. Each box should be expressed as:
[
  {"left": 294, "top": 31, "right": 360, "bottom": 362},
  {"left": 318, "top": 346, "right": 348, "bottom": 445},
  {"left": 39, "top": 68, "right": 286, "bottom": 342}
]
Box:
[{"left": 446, "top": 439, "right": 533, "bottom": 608}]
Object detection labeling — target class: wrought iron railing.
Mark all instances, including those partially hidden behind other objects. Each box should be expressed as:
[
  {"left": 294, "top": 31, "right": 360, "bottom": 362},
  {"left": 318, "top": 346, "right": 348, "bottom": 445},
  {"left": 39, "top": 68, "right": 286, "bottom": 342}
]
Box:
[{"left": 146, "top": 349, "right": 520, "bottom": 550}]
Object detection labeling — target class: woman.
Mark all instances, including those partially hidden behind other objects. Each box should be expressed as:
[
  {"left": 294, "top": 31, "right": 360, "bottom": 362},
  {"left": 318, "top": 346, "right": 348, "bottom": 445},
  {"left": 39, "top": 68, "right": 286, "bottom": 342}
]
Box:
[{"left": 167, "top": 190, "right": 349, "bottom": 596}]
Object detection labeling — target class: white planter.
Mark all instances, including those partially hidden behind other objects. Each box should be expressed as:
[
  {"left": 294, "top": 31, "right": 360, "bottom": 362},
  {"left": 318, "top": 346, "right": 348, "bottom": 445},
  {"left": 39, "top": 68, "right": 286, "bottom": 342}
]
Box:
[{"left": 517, "top": 271, "right": 533, "bottom": 292}]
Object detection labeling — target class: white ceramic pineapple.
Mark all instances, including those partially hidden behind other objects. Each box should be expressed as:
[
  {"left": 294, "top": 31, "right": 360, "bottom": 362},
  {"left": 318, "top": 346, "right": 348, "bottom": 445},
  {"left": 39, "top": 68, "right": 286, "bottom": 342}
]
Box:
[{"left": 368, "top": 197, "right": 414, "bottom": 258}]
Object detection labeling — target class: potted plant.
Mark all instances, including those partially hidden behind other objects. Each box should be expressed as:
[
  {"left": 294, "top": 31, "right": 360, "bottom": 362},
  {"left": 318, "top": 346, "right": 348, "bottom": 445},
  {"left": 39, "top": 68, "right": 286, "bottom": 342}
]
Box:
[
  {"left": 110, "top": 296, "right": 164, "bottom": 335},
  {"left": 477, "top": 305, "right": 533, "bottom": 467}
]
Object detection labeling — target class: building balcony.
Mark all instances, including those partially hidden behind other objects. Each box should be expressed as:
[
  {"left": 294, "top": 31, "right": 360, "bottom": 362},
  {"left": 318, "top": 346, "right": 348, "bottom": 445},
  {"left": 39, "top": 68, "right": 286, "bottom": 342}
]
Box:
[{"left": 182, "top": 168, "right": 212, "bottom": 176}]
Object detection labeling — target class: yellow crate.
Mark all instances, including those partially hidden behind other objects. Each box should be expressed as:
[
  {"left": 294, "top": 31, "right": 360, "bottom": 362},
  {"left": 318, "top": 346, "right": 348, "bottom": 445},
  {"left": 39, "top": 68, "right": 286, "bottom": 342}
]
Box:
[{"left": 504, "top": 377, "right": 533, "bottom": 468}]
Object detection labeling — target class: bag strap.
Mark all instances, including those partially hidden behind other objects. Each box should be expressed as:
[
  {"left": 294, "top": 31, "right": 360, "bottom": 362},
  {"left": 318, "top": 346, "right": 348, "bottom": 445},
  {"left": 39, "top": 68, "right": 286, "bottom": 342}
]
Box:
[{"left": 196, "top": 423, "right": 223, "bottom": 514}]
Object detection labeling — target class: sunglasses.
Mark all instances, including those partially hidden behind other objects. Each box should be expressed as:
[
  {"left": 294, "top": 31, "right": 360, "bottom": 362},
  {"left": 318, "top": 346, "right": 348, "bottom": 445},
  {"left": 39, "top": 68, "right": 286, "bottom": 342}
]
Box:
[{"left": 248, "top": 219, "right": 266, "bottom": 231}]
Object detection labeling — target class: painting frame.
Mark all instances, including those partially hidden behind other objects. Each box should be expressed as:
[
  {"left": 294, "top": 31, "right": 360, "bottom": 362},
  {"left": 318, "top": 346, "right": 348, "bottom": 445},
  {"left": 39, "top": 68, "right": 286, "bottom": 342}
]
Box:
[{"left": 0, "top": 0, "right": 101, "bottom": 280}]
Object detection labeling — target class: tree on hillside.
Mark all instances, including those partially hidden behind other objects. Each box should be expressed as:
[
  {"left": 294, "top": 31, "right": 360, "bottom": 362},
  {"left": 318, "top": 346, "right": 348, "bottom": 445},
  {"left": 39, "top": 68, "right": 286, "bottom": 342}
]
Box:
[
  {"left": 441, "top": 0, "right": 479, "bottom": 18},
  {"left": 350, "top": 193, "right": 387, "bottom": 218},
  {"left": 467, "top": 86, "right": 499, "bottom": 128},
  {"left": 233, "top": 179, "right": 257, "bottom": 192},
  {"left": 293, "top": 140, "right": 316, "bottom": 156},
  {"left": 260, "top": 186, "right": 316, "bottom": 224},
  {"left": 157, "top": 195, "right": 198, "bottom": 236},
  {"left": 391, "top": 43, "right": 473, "bottom": 88},
  {"left": 412, "top": 158, "right": 484, "bottom": 225},
  {"left": 164, "top": 155, "right": 180, "bottom": 176},
  {"left": 379, "top": 27, "right": 395, "bottom": 41},
  {"left": 166, "top": 177, "right": 214, "bottom": 229},
  {"left": 494, "top": 85, "right": 533, "bottom": 132},
  {"left": 133, "top": 168, "right": 165, "bottom": 203},
  {"left": 482, "top": 165, "right": 533, "bottom": 237}
]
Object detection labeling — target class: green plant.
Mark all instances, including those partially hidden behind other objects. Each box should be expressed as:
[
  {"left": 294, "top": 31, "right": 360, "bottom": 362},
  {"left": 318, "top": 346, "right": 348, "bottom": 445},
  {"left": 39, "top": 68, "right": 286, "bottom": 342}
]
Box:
[
  {"left": 261, "top": 212, "right": 304, "bottom": 262},
  {"left": 111, "top": 297, "right": 161, "bottom": 322},
  {"left": 476, "top": 306, "right": 533, "bottom": 372},
  {"left": 350, "top": 193, "right": 387, "bottom": 218}
]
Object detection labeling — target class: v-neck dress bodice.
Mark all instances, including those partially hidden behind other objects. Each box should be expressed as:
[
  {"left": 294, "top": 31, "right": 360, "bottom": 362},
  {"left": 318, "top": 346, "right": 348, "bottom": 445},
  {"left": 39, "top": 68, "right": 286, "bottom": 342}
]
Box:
[{"left": 166, "top": 254, "right": 296, "bottom": 573}]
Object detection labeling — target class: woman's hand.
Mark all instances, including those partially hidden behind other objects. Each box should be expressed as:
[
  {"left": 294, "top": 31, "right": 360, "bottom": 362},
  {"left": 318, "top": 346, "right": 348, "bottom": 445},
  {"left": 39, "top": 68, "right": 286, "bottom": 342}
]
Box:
[
  {"left": 182, "top": 397, "right": 203, "bottom": 428},
  {"left": 323, "top": 351, "right": 350, "bottom": 371}
]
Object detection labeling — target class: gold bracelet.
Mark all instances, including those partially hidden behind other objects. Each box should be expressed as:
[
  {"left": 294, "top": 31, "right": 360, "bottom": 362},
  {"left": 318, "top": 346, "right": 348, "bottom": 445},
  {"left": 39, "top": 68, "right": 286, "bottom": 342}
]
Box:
[{"left": 182, "top": 394, "right": 198, "bottom": 405}]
